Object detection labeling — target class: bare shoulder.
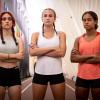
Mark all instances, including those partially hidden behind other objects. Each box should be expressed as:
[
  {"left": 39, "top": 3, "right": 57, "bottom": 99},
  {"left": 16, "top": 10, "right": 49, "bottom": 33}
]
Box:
[
  {"left": 31, "top": 32, "right": 40, "bottom": 41},
  {"left": 73, "top": 36, "right": 81, "bottom": 48},
  {"left": 31, "top": 32, "right": 39, "bottom": 38},
  {"left": 74, "top": 36, "right": 81, "bottom": 43},
  {"left": 31, "top": 32, "right": 40, "bottom": 43},
  {"left": 17, "top": 37, "right": 23, "bottom": 43},
  {"left": 58, "top": 31, "right": 66, "bottom": 37}
]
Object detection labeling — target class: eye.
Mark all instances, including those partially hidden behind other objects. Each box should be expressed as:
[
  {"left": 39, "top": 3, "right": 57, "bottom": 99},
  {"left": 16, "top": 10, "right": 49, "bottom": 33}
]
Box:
[
  {"left": 2, "top": 17, "right": 12, "bottom": 21},
  {"left": 49, "top": 14, "right": 53, "bottom": 17},
  {"left": 43, "top": 14, "right": 47, "bottom": 17},
  {"left": 82, "top": 19, "right": 86, "bottom": 22},
  {"left": 2, "top": 17, "right": 6, "bottom": 21},
  {"left": 8, "top": 17, "right": 12, "bottom": 21},
  {"left": 87, "top": 18, "right": 92, "bottom": 21}
]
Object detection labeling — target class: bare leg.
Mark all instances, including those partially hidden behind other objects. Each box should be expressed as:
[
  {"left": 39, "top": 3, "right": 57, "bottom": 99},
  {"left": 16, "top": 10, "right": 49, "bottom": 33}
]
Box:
[
  {"left": 50, "top": 82, "right": 65, "bottom": 100},
  {"left": 8, "top": 85, "right": 21, "bottom": 100},
  {"left": 32, "top": 83, "right": 47, "bottom": 100},
  {"left": 0, "top": 86, "right": 6, "bottom": 100},
  {"left": 91, "top": 88, "right": 100, "bottom": 100},
  {"left": 75, "top": 86, "right": 90, "bottom": 100}
]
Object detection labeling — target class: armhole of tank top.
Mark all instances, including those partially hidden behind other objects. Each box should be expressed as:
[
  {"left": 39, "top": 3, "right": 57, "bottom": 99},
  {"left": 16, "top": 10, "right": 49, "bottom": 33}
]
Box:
[
  {"left": 36, "top": 32, "right": 41, "bottom": 45},
  {"left": 97, "top": 32, "right": 100, "bottom": 36},
  {"left": 16, "top": 37, "right": 19, "bottom": 43},
  {"left": 78, "top": 34, "right": 84, "bottom": 48},
  {"left": 56, "top": 31, "right": 61, "bottom": 36}
]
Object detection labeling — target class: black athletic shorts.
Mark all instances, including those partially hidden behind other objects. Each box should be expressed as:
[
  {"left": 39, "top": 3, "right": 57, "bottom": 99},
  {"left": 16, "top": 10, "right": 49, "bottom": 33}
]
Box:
[
  {"left": 0, "top": 66, "right": 21, "bottom": 87},
  {"left": 32, "top": 73, "right": 65, "bottom": 85},
  {"left": 75, "top": 77, "right": 100, "bottom": 88}
]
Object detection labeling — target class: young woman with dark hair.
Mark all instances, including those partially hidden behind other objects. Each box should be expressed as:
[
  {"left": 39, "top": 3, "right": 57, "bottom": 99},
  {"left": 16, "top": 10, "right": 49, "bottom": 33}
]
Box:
[
  {"left": 71, "top": 11, "right": 100, "bottom": 100},
  {"left": 0, "top": 11, "right": 24, "bottom": 100}
]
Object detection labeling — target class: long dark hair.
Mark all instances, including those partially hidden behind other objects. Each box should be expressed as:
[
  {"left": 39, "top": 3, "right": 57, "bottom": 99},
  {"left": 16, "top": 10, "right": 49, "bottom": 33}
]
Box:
[
  {"left": 42, "top": 8, "right": 57, "bottom": 36},
  {"left": 82, "top": 11, "right": 98, "bottom": 30},
  {"left": 0, "top": 11, "right": 18, "bottom": 45}
]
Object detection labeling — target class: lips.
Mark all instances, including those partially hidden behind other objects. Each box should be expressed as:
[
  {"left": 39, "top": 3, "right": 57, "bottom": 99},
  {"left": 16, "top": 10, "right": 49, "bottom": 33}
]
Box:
[
  {"left": 46, "top": 21, "right": 50, "bottom": 23},
  {"left": 5, "top": 24, "right": 9, "bottom": 26},
  {"left": 84, "top": 25, "right": 89, "bottom": 27}
]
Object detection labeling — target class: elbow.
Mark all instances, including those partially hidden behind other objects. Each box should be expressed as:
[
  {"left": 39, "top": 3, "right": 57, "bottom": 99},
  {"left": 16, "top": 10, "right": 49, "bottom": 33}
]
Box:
[
  {"left": 29, "top": 51, "right": 34, "bottom": 56},
  {"left": 71, "top": 59, "right": 77, "bottom": 63},
  {"left": 70, "top": 56, "right": 78, "bottom": 63},
  {"left": 70, "top": 58, "right": 75, "bottom": 62},
  {"left": 29, "top": 50, "right": 36, "bottom": 57},
  {"left": 59, "top": 51, "right": 66, "bottom": 57},
  {"left": 29, "top": 49, "right": 32, "bottom": 56},
  {"left": 29, "top": 49, "right": 34, "bottom": 56},
  {"left": 20, "top": 53, "right": 24, "bottom": 59},
  {"left": 56, "top": 48, "right": 66, "bottom": 57}
]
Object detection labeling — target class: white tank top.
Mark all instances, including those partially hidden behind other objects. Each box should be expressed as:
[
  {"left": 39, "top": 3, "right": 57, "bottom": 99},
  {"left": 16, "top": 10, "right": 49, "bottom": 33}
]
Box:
[{"left": 35, "top": 32, "right": 62, "bottom": 75}]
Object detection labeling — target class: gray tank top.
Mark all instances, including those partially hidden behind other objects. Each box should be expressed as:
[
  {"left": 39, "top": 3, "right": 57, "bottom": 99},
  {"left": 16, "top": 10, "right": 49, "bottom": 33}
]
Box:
[
  {"left": 0, "top": 37, "right": 18, "bottom": 54},
  {"left": 0, "top": 37, "right": 19, "bottom": 63}
]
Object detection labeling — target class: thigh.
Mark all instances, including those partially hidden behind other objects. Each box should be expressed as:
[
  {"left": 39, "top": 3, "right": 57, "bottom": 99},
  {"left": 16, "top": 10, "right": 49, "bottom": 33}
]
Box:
[
  {"left": 0, "top": 86, "right": 6, "bottom": 100},
  {"left": 32, "top": 83, "right": 47, "bottom": 100},
  {"left": 50, "top": 82, "right": 65, "bottom": 100},
  {"left": 90, "top": 78, "right": 100, "bottom": 100},
  {"left": 8, "top": 85, "right": 21, "bottom": 100},
  {"left": 75, "top": 77, "right": 90, "bottom": 100},
  {"left": 91, "top": 88, "right": 100, "bottom": 100},
  {"left": 75, "top": 86, "right": 90, "bottom": 100}
]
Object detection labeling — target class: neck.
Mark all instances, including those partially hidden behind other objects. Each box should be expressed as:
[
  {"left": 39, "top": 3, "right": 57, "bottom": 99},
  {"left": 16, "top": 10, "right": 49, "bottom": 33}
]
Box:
[
  {"left": 44, "top": 26, "right": 54, "bottom": 33},
  {"left": 86, "top": 29, "right": 96, "bottom": 36},
  {"left": 3, "top": 29, "right": 12, "bottom": 36}
]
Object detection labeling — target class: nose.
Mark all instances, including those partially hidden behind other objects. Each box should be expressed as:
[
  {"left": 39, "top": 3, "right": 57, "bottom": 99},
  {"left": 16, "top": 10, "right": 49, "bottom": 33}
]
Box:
[
  {"left": 5, "top": 20, "right": 9, "bottom": 23},
  {"left": 5, "top": 19, "right": 9, "bottom": 22},
  {"left": 85, "top": 19, "right": 89, "bottom": 24},
  {"left": 46, "top": 16, "right": 50, "bottom": 19}
]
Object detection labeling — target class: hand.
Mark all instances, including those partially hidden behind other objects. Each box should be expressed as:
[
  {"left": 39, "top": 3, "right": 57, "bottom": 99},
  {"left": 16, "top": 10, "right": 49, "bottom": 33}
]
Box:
[
  {"left": 71, "top": 48, "right": 80, "bottom": 55},
  {"left": 16, "top": 52, "right": 24, "bottom": 59}
]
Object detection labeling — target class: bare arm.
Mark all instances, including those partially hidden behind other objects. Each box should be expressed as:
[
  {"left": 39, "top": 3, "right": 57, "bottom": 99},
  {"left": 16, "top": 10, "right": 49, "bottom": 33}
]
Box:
[
  {"left": 70, "top": 37, "right": 93, "bottom": 63},
  {"left": 85, "top": 53, "right": 100, "bottom": 64},
  {"left": 44, "top": 32, "right": 66, "bottom": 57},
  {"left": 29, "top": 32, "right": 56, "bottom": 57},
  {"left": 0, "top": 53, "right": 9, "bottom": 60},
  {"left": 0, "top": 37, "right": 24, "bottom": 63}
]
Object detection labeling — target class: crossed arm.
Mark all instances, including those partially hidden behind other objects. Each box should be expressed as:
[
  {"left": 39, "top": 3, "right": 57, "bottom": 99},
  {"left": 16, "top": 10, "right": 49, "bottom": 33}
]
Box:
[
  {"left": 29, "top": 32, "right": 66, "bottom": 57},
  {"left": 9, "top": 37, "right": 24, "bottom": 60},
  {"left": 0, "top": 37, "right": 24, "bottom": 62},
  {"left": 70, "top": 37, "right": 100, "bottom": 64}
]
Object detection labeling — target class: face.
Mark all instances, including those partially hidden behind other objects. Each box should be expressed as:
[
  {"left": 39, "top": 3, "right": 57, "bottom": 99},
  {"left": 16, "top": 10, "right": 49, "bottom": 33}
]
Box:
[
  {"left": 1, "top": 13, "right": 13, "bottom": 30},
  {"left": 42, "top": 9, "right": 56, "bottom": 26},
  {"left": 82, "top": 13, "right": 97, "bottom": 30}
]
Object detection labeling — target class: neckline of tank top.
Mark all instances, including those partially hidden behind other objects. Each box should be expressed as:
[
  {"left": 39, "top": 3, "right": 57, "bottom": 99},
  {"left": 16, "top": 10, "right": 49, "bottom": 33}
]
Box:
[{"left": 41, "top": 32, "right": 59, "bottom": 39}]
